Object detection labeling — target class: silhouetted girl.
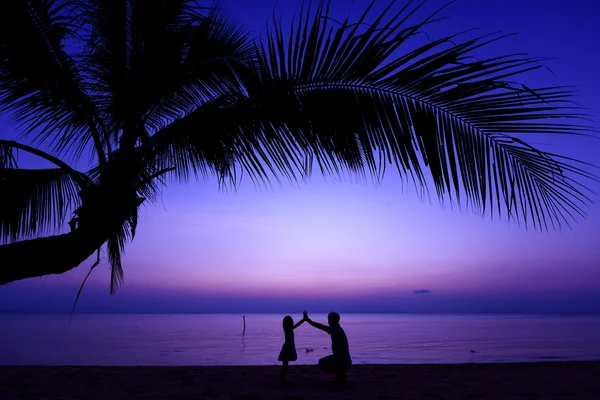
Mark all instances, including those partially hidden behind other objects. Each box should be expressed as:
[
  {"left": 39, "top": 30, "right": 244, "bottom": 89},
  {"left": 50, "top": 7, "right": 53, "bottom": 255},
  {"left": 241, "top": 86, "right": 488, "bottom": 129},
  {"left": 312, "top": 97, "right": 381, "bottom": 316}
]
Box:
[{"left": 278, "top": 314, "right": 305, "bottom": 384}]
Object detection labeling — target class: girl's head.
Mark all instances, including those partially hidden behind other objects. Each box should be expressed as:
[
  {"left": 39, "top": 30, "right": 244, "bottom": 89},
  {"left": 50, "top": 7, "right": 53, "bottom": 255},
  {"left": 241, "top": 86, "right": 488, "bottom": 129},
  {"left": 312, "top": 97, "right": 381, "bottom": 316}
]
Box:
[{"left": 282, "top": 315, "right": 293, "bottom": 331}]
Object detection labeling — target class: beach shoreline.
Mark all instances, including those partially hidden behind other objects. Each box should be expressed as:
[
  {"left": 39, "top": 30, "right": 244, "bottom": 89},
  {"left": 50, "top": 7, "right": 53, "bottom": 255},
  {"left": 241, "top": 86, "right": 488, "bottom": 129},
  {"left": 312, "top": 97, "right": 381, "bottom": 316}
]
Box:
[{"left": 2, "top": 361, "right": 600, "bottom": 399}]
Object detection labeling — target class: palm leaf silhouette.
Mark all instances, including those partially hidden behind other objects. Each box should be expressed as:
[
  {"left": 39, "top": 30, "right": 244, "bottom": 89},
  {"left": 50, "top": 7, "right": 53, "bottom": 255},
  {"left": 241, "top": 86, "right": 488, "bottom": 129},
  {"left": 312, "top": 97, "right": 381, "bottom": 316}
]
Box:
[{"left": 154, "top": 0, "right": 597, "bottom": 231}]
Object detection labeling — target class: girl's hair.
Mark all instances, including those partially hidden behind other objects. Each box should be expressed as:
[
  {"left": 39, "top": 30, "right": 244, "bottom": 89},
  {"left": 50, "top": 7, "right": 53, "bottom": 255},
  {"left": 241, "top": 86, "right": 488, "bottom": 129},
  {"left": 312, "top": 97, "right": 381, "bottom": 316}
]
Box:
[{"left": 282, "top": 315, "right": 293, "bottom": 330}]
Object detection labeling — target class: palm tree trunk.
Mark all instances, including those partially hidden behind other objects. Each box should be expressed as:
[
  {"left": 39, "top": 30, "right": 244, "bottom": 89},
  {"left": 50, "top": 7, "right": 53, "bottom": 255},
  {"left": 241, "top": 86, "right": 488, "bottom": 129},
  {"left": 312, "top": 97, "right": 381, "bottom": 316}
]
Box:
[{"left": 0, "top": 230, "right": 106, "bottom": 285}]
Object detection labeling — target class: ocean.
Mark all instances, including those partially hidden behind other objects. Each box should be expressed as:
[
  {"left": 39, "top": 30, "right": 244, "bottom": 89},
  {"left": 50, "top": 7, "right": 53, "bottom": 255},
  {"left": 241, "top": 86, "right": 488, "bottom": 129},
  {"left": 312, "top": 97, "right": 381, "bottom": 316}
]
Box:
[{"left": 1, "top": 314, "right": 599, "bottom": 366}]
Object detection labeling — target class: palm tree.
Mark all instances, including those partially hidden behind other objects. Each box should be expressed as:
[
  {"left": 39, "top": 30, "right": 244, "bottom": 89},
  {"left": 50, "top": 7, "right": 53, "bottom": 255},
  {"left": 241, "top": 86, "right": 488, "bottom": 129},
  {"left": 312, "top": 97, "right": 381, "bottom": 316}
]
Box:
[{"left": 0, "top": 0, "right": 596, "bottom": 292}]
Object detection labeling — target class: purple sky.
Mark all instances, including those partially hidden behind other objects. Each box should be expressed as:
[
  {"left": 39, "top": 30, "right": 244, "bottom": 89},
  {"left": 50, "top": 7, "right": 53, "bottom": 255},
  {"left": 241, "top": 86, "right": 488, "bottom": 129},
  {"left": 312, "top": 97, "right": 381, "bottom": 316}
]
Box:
[{"left": 1, "top": 0, "right": 599, "bottom": 314}]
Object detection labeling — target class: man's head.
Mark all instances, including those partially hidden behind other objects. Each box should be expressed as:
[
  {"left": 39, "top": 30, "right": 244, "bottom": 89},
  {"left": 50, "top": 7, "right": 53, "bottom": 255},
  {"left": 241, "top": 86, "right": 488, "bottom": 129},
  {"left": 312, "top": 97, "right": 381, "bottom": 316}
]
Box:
[{"left": 327, "top": 312, "right": 341, "bottom": 326}]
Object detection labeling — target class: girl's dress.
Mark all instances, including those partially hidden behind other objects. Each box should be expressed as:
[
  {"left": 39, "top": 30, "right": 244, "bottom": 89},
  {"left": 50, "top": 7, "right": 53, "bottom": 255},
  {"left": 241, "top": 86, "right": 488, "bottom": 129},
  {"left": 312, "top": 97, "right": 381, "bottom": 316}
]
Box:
[{"left": 278, "top": 329, "right": 298, "bottom": 362}]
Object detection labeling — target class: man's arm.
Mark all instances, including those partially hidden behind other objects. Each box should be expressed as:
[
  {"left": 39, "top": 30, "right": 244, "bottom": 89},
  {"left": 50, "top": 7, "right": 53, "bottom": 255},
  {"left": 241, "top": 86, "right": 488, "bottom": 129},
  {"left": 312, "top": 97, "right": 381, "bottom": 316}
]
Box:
[
  {"left": 306, "top": 318, "right": 331, "bottom": 333},
  {"left": 303, "top": 311, "right": 331, "bottom": 333}
]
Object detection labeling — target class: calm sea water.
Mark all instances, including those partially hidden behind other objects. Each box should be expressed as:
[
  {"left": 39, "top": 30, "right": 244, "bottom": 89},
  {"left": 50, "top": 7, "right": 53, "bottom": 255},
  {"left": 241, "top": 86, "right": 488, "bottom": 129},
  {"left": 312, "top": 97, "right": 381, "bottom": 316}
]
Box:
[{"left": 1, "top": 314, "right": 599, "bottom": 366}]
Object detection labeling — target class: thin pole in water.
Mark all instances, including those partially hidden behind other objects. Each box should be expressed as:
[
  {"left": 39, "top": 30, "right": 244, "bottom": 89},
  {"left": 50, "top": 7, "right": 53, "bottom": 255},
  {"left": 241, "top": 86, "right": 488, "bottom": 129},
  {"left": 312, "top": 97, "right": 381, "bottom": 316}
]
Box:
[{"left": 243, "top": 315, "right": 246, "bottom": 335}]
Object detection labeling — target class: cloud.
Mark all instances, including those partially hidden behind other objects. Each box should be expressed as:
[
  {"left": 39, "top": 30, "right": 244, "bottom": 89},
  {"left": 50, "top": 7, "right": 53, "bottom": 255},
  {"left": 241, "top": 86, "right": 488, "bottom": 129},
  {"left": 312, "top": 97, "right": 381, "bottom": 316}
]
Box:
[{"left": 414, "top": 289, "right": 431, "bottom": 294}]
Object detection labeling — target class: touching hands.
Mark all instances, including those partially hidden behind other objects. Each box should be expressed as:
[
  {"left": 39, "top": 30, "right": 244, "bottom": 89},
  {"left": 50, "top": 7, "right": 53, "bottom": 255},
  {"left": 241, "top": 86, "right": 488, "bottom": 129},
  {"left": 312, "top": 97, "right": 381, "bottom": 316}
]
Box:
[{"left": 303, "top": 310, "right": 309, "bottom": 321}]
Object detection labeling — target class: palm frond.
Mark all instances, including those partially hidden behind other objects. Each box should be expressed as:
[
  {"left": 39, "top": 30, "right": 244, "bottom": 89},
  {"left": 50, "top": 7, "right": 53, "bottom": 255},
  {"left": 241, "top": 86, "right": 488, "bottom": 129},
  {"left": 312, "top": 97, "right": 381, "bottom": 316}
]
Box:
[
  {"left": 0, "top": 0, "right": 109, "bottom": 164},
  {"left": 0, "top": 140, "right": 18, "bottom": 169},
  {"left": 156, "top": 0, "right": 598, "bottom": 230},
  {"left": 257, "top": 0, "right": 599, "bottom": 230},
  {"left": 0, "top": 168, "right": 81, "bottom": 243},
  {"left": 0, "top": 140, "right": 93, "bottom": 244},
  {"left": 106, "top": 228, "right": 125, "bottom": 294},
  {"left": 0, "top": 139, "right": 94, "bottom": 188},
  {"left": 105, "top": 198, "right": 144, "bottom": 294},
  {"left": 85, "top": 148, "right": 170, "bottom": 205},
  {"left": 79, "top": 0, "right": 252, "bottom": 149},
  {"left": 271, "top": 2, "right": 599, "bottom": 230},
  {"left": 145, "top": 3, "right": 255, "bottom": 132},
  {"left": 80, "top": 161, "right": 145, "bottom": 293},
  {"left": 141, "top": 93, "right": 242, "bottom": 188}
]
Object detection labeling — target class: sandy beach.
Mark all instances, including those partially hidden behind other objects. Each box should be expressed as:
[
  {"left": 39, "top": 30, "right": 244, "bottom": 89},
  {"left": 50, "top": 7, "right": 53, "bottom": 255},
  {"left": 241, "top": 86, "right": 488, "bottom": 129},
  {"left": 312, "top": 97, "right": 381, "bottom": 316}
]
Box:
[{"left": 1, "top": 362, "right": 599, "bottom": 399}]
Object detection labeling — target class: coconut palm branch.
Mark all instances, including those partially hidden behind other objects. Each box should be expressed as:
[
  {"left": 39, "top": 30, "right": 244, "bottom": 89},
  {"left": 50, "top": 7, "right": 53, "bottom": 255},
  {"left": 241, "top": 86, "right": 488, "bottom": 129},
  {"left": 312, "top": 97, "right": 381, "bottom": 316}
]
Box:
[
  {"left": 0, "top": 140, "right": 90, "bottom": 242},
  {"left": 0, "top": 139, "right": 100, "bottom": 285},
  {"left": 0, "top": 0, "right": 110, "bottom": 164},
  {"left": 150, "top": 0, "right": 597, "bottom": 230},
  {"left": 0, "top": 0, "right": 597, "bottom": 291}
]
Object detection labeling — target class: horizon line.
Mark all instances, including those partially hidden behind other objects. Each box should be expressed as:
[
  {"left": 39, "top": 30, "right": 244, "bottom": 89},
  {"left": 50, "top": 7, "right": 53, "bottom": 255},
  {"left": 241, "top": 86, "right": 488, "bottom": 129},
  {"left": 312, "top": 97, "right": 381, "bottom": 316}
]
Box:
[{"left": 2, "top": 311, "right": 600, "bottom": 316}]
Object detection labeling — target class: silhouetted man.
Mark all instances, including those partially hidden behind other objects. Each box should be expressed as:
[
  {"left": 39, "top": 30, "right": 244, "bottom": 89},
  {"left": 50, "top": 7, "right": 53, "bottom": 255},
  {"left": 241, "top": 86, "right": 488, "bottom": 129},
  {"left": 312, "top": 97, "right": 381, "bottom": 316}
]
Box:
[{"left": 304, "top": 310, "right": 352, "bottom": 383}]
